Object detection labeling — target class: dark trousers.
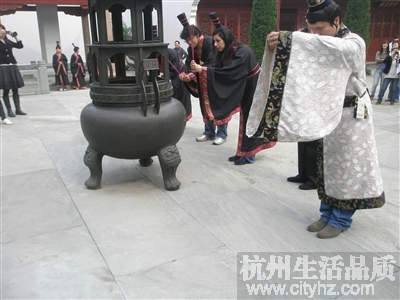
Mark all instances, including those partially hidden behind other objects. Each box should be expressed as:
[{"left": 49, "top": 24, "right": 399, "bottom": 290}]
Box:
[
  {"left": 297, "top": 141, "right": 318, "bottom": 184},
  {"left": 2, "top": 88, "right": 19, "bottom": 110},
  {"left": 0, "top": 101, "right": 6, "bottom": 120}
]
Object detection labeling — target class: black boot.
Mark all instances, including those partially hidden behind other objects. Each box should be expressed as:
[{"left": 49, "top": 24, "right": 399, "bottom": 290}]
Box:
[
  {"left": 13, "top": 94, "right": 27, "bottom": 115},
  {"left": 3, "top": 95, "right": 16, "bottom": 117}
]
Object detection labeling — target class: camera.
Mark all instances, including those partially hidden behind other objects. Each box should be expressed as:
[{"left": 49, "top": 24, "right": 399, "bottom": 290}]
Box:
[{"left": 5, "top": 31, "right": 17, "bottom": 37}]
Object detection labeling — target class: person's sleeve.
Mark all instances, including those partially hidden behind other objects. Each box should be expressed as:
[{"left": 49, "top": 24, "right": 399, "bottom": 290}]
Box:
[
  {"left": 14, "top": 41, "right": 23, "bottom": 49},
  {"left": 182, "top": 49, "right": 187, "bottom": 60},
  {"left": 247, "top": 31, "right": 358, "bottom": 142},
  {"left": 375, "top": 51, "right": 383, "bottom": 64}
]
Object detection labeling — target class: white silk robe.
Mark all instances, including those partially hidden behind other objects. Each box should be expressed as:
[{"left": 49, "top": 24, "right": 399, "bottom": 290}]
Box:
[{"left": 247, "top": 30, "right": 385, "bottom": 209}]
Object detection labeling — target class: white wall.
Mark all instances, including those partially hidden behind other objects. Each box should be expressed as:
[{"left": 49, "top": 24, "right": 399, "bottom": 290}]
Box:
[
  {"left": 1, "top": 10, "right": 84, "bottom": 65},
  {"left": 1, "top": 11, "right": 42, "bottom": 65},
  {"left": 162, "top": 0, "right": 193, "bottom": 48},
  {"left": 1, "top": 0, "right": 195, "bottom": 65}
]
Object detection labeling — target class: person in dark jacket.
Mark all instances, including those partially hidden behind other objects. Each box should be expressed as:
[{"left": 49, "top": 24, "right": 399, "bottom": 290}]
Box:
[
  {"left": 0, "top": 24, "right": 26, "bottom": 117},
  {"left": 376, "top": 47, "right": 399, "bottom": 105},
  {"left": 174, "top": 40, "right": 187, "bottom": 61}
]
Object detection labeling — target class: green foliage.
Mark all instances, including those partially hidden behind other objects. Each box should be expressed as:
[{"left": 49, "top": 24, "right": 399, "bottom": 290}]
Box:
[
  {"left": 344, "top": 0, "right": 371, "bottom": 49},
  {"left": 123, "top": 22, "right": 132, "bottom": 41},
  {"left": 250, "top": 0, "right": 278, "bottom": 64}
]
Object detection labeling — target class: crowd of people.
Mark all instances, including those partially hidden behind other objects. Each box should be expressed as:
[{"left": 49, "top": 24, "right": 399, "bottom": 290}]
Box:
[
  {"left": 52, "top": 42, "right": 87, "bottom": 91},
  {"left": 0, "top": 1, "right": 391, "bottom": 240},
  {"left": 370, "top": 35, "right": 399, "bottom": 105},
  {"left": 173, "top": 0, "right": 386, "bottom": 239}
]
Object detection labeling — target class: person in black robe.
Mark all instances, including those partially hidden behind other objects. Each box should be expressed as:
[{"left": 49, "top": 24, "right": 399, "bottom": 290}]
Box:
[
  {"left": 177, "top": 12, "right": 228, "bottom": 145},
  {"left": 190, "top": 12, "right": 276, "bottom": 165},
  {"left": 52, "top": 43, "right": 70, "bottom": 91},
  {"left": 167, "top": 48, "right": 191, "bottom": 120},
  {"left": 70, "top": 43, "right": 86, "bottom": 89}
]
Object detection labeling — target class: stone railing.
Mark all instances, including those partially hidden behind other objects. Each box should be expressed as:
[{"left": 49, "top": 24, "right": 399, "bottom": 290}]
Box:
[{"left": 18, "top": 61, "right": 50, "bottom": 95}]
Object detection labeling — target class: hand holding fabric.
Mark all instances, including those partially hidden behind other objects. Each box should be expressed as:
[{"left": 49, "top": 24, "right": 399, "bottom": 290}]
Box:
[{"left": 266, "top": 32, "right": 279, "bottom": 53}]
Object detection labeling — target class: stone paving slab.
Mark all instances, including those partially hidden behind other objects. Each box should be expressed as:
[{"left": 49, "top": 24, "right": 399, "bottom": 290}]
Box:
[{"left": 3, "top": 226, "right": 124, "bottom": 299}]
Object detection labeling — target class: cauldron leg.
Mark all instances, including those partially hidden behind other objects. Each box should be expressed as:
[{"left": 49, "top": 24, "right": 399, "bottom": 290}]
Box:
[
  {"left": 157, "top": 145, "right": 181, "bottom": 191},
  {"left": 139, "top": 157, "right": 154, "bottom": 166},
  {"left": 83, "top": 145, "right": 104, "bottom": 190}
]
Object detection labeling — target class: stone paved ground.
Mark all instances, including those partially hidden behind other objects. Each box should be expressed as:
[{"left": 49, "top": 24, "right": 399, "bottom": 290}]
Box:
[{"left": 1, "top": 71, "right": 399, "bottom": 299}]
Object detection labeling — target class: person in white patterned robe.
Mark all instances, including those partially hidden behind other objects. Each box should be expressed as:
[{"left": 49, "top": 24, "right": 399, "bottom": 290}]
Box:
[{"left": 246, "top": 0, "right": 385, "bottom": 239}]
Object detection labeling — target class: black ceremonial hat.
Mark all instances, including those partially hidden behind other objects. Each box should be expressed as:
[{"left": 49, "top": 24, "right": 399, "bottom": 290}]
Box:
[
  {"left": 209, "top": 12, "right": 223, "bottom": 28},
  {"left": 72, "top": 43, "right": 79, "bottom": 52},
  {"left": 177, "top": 13, "right": 189, "bottom": 28}
]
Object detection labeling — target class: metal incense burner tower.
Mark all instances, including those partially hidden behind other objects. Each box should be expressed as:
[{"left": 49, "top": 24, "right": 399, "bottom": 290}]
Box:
[{"left": 80, "top": 0, "right": 186, "bottom": 190}]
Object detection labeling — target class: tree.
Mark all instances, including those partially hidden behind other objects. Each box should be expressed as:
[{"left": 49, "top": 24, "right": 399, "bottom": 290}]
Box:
[
  {"left": 123, "top": 22, "right": 132, "bottom": 41},
  {"left": 250, "top": 0, "right": 278, "bottom": 63},
  {"left": 344, "top": 0, "right": 371, "bottom": 49}
]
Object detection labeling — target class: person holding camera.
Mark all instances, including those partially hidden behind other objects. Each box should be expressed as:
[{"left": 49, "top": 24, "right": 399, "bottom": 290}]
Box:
[
  {"left": 0, "top": 24, "right": 26, "bottom": 117},
  {"left": 375, "top": 47, "right": 399, "bottom": 105}
]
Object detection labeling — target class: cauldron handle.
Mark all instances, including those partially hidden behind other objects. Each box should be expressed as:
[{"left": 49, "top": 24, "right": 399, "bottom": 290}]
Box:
[
  {"left": 139, "top": 59, "right": 160, "bottom": 116},
  {"left": 138, "top": 60, "right": 148, "bottom": 116},
  {"left": 150, "top": 69, "right": 160, "bottom": 114}
]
